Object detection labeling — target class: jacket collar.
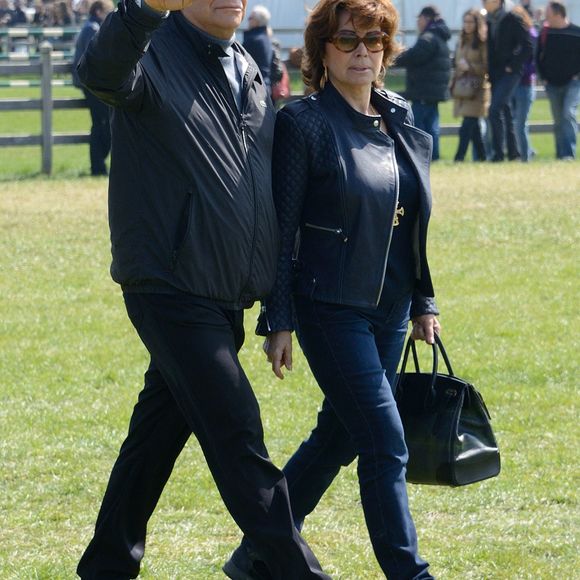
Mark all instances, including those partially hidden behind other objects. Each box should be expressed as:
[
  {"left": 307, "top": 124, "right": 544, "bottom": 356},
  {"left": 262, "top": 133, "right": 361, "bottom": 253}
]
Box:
[
  {"left": 372, "top": 89, "right": 433, "bottom": 185},
  {"left": 317, "top": 82, "right": 409, "bottom": 133},
  {"left": 371, "top": 89, "right": 409, "bottom": 127},
  {"left": 171, "top": 12, "right": 247, "bottom": 61},
  {"left": 171, "top": 13, "right": 260, "bottom": 84},
  {"left": 314, "top": 82, "right": 432, "bottom": 171}
]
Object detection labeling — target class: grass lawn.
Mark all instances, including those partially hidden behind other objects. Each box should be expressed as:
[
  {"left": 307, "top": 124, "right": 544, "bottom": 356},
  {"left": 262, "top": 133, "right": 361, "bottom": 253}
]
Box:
[{"left": 0, "top": 160, "right": 578, "bottom": 578}]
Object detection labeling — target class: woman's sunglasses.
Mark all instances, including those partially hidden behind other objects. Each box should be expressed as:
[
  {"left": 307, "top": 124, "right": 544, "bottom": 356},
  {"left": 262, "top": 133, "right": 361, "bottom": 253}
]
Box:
[{"left": 327, "top": 31, "right": 388, "bottom": 53}]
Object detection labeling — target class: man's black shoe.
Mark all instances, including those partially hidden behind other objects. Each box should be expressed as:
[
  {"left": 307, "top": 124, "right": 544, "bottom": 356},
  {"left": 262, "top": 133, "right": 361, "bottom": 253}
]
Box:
[{"left": 223, "top": 544, "right": 272, "bottom": 580}]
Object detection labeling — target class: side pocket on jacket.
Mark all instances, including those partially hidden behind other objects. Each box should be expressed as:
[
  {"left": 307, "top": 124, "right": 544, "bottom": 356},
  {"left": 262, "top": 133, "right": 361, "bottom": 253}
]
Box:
[{"left": 170, "top": 188, "right": 194, "bottom": 270}]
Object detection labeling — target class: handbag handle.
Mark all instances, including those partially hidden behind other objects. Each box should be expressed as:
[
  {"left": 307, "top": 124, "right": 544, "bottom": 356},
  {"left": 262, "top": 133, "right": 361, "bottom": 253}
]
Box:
[{"left": 399, "top": 334, "right": 455, "bottom": 384}]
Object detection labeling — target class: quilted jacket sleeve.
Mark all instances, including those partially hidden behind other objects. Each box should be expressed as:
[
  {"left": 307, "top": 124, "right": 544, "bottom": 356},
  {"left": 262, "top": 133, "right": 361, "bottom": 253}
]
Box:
[
  {"left": 256, "top": 108, "right": 309, "bottom": 335},
  {"left": 410, "top": 290, "right": 439, "bottom": 318}
]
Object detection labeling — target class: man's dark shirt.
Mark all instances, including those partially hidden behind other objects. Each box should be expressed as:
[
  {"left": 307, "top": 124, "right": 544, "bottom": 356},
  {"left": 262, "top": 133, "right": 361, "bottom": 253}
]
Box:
[{"left": 536, "top": 23, "right": 580, "bottom": 86}]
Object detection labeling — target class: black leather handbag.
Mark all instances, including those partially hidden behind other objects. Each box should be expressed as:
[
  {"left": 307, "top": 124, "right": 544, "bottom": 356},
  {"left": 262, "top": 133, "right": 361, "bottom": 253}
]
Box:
[{"left": 396, "top": 335, "right": 501, "bottom": 486}]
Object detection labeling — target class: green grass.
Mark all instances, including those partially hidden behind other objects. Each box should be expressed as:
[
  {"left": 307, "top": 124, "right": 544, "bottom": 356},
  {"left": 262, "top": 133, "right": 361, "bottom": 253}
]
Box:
[{"left": 1, "top": 162, "right": 578, "bottom": 578}]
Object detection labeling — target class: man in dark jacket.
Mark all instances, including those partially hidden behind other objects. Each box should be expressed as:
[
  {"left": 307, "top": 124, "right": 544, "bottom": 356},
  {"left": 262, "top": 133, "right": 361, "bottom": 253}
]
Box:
[
  {"left": 484, "top": 0, "right": 533, "bottom": 161},
  {"left": 74, "top": 0, "right": 330, "bottom": 579},
  {"left": 536, "top": 1, "right": 580, "bottom": 159},
  {"left": 396, "top": 5, "right": 451, "bottom": 160},
  {"left": 72, "top": 0, "right": 113, "bottom": 175},
  {"left": 243, "top": 4, "right": 273, "bottom": 91}
]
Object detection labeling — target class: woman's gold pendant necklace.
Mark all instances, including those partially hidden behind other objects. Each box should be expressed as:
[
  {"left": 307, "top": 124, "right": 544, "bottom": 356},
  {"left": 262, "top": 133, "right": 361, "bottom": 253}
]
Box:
[{"left": 393, "top": 202, "right": 405, "bottom": 226}]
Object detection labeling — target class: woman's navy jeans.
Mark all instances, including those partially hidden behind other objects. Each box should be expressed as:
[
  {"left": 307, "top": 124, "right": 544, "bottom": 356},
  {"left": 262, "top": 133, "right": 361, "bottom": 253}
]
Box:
[{"left": 283, "top": 294, "right": 433, "bottom": 579}]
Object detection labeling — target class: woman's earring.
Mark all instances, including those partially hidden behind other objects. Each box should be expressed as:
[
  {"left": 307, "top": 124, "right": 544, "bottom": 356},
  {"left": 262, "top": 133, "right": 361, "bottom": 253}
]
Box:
[
  {"left": 377, "top": 64, "right": 386, "bottom": 84},
  {"left": 321, "top": 65, "right": 329, "bottom": 89}
]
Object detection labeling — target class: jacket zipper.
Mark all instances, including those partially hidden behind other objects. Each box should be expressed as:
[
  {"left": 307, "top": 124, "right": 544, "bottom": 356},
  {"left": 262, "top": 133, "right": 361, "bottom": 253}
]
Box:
[
  {"left": 304, "top": 222, "right": 348, "bottom": 242},
  {"left": 374, "top": 145, "right": 399, "bottom": 305},
  {"left": 239, "top": 64, "right": 259, "bottom": 299}
]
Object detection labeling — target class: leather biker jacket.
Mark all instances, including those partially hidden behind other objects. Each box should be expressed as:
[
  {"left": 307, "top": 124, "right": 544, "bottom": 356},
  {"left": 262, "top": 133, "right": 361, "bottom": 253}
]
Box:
[{"left": 260, "top": 83, "right": 438, "bottom": 334}]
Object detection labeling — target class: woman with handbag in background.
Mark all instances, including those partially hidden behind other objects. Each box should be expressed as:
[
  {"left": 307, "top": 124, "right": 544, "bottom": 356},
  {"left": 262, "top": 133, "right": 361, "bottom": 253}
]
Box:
[
  {"left": 452, "top": 9, "right": 490, "bottom": 162},
  {"left": 224, "top": 0, "right": 439, "bottom": 578}
]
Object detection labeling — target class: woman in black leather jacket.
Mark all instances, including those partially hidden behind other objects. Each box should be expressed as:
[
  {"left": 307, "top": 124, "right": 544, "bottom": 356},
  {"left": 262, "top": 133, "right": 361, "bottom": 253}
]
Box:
[{"left": 225, "top": 1, "right": 440, "bottom": 578}]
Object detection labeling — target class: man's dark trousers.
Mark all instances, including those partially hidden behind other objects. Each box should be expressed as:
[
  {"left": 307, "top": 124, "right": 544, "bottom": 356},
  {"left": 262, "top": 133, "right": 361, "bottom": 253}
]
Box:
[
  {"left": 83, "top": 89, "right": 111, "bottom": 176},
  {"left": 77, "top": 292, "right": 327, "bottom": 579}
]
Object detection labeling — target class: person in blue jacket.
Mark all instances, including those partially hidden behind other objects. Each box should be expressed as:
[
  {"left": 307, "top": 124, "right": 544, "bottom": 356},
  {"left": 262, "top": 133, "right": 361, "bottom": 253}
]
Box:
[
  {"left": 395, "top": 4, "right": 451, "bottom": 160},
  {"left": 72, "top": 0, "right": 113, "bottom": 175},
  {"left": 483, "top": 0, "right": 533, "bottom": 161},
  {"left": 243, "top": 4, "right": 274, "bottom": 92}
]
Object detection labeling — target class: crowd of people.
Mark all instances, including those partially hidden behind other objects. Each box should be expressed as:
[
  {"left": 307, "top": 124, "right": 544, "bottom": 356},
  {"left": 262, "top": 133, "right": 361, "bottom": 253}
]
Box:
[
  {"left": 0, "top": 0, "right": 94, "bottom": 27},
  {"left": 394, "top": 0, "right": 580, "bottom": 162}
]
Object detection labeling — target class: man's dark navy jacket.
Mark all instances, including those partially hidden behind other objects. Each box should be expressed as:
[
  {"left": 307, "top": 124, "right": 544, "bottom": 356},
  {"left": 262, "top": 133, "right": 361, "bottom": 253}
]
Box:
[{"left": 78, "top": 1, "right": 279, "bottom": 309}]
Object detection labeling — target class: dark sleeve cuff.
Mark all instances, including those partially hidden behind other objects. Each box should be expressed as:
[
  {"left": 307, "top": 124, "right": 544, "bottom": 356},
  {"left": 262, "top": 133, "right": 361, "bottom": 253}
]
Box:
[
  {"left": 410, "top": 289, "right": 439, "bottom": 318},
  {"left": 255, "top": 304, "right": 269, "bottom": 336},
  {"left": 124, "top": 0, "right": 168, "bottom": 30}
]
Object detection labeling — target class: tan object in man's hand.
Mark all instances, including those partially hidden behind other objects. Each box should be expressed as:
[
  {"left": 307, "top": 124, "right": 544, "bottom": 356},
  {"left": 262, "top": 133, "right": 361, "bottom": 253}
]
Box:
[{"left": 143, "top": 0, "right": 192, "bottom": 12}]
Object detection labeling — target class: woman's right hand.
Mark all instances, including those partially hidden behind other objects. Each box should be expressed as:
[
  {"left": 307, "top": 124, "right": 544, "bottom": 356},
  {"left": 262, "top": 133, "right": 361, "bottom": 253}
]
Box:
[{"left": 263, "top": 331, "right": 293, "bottom": 379}]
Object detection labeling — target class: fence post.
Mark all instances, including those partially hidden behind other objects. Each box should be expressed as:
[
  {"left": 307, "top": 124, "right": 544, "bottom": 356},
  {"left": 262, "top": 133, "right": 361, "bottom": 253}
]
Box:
[{"left": 40, "top": 41, "right": 53, "bottom": 175}]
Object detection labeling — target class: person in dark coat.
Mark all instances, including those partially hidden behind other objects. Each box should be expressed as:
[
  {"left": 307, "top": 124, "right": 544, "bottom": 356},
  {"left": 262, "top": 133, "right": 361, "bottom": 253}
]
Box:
[
  {"left": 73, "top": 0, "right": 331, "bottom": 578},
  {"left": 536, "top": 1, "right": 580, "bottom": 159},
  {"left": 243, "top": 4, "right": 274, "bottom": 91},
  {"left": 483, "top": 0, "right": 533, "bottom": 161},
  {"left": 395, "top": 4, "right": 451, "bottom": 160},
  {"left": 72, "top": 0, "right": 113, "bottom": 175},
  {"left": 8, "top": 0, "right": 27, "bottom": 25}
]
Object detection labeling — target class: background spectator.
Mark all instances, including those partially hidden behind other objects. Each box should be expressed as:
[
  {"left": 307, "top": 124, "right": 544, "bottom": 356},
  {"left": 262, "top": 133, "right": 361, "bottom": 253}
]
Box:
[
  {"left": 8, "top": 0, "right": 27, "bottom": 25},
  {"left": 243, "top": 4, "right": 274, "bottom": 92},
  {"left": 270, "top": 37, "right": 290, "bottom": 106},
  {"left": 520, "top": 0, "right": 533, "bottom": 18},
  {"left": 511, "top": 5, "right": 537, "bottom": 162},
  {"left": 484, "top": 0, "right": 533, "bottom": 162},
  {"left": 0, "top": 0, "right": 13, "bottom": 25},
  {"left": 53, "top": 0, "right": 72, "bottom": 25},
  {"left": 536, "top": 1, "right": 580, "bottom": 160},
  {"left": 396, "top": 4, "right": 451, "bottom": 160},
  {"left": 31, "top": 1, "right": 50, "bottom": 26},
  {"left": 72, "top": 0, "right": 112, "bottom": 175},
  {"left": 452, "top": 8, "right": 490, "bottom": 162}
]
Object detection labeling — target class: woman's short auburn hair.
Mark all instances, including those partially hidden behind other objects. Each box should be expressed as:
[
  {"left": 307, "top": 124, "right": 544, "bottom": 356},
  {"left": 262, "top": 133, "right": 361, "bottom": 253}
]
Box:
[{"left": 303, "top": 0, "right": 401, "bottom": 91}]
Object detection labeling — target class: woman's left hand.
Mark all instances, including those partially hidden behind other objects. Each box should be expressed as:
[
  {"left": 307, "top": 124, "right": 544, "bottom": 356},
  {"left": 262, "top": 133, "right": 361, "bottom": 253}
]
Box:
[{"left": 411, "top": 314, "right": 441, "bottom": 344}]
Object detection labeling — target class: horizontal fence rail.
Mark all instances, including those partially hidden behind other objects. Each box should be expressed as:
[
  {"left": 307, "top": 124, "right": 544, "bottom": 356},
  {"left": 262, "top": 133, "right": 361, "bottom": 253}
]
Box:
[{"left": 0, "top": 42, "right": 89, "bottom": 174}]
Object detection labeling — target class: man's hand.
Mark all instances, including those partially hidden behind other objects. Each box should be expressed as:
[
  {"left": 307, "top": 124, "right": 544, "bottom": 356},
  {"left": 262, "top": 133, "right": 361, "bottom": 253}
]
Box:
[
  {"left": 143, "top": 0, "right": 192, "bottom": 12},
  {"left": 411, "top": 314, "right": 441, "bottom": 345},
  {"left": 263, "top": 331, "right": 293, "bottom": 379}
]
